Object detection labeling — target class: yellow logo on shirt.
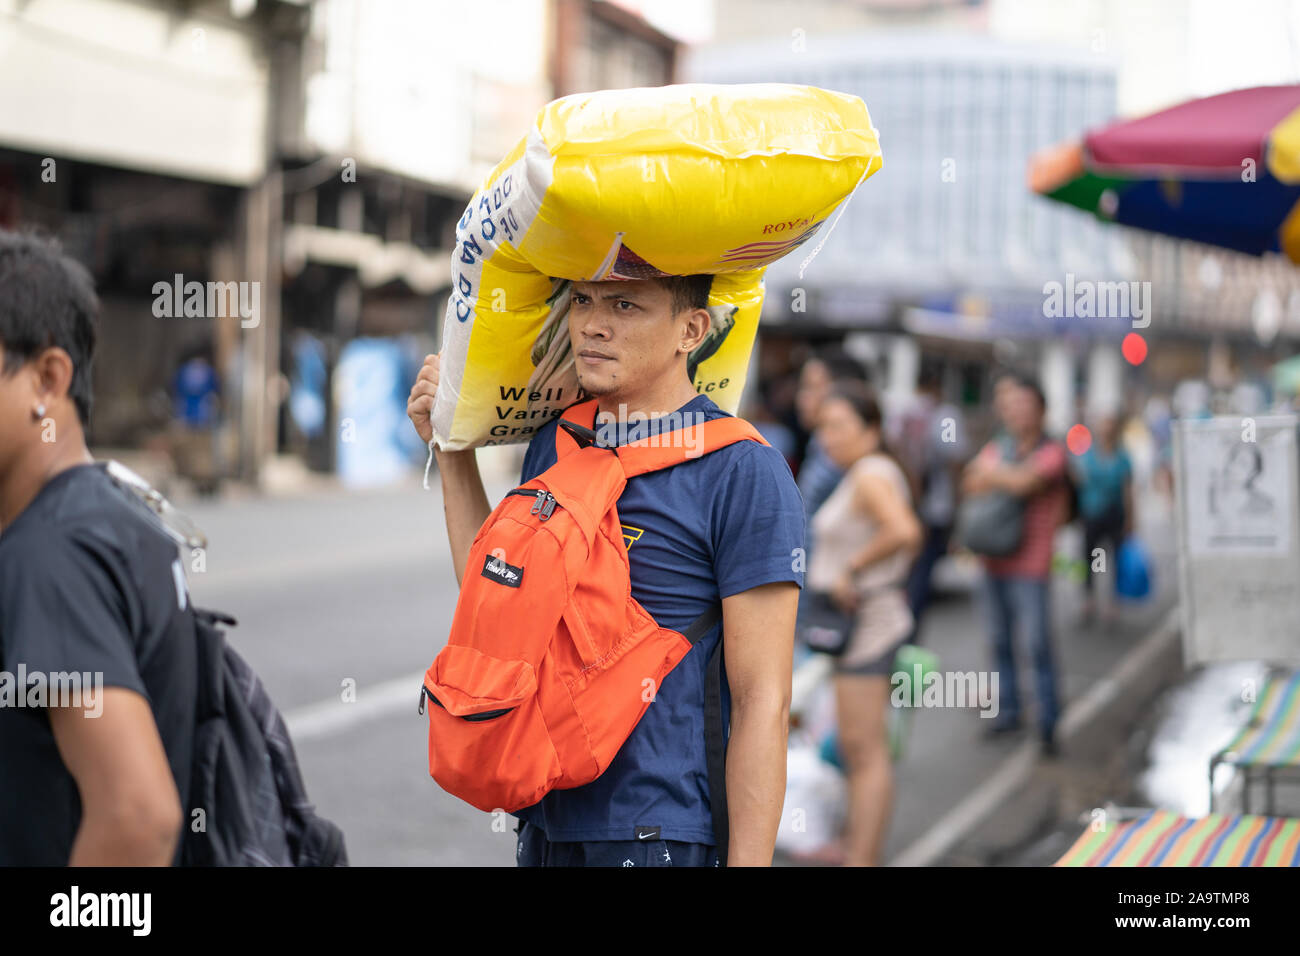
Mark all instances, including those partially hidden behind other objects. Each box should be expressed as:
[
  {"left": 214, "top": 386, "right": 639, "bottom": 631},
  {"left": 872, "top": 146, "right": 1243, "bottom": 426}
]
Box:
[{"left": 621, "top": 525, "right": 644, "bottom": 549}]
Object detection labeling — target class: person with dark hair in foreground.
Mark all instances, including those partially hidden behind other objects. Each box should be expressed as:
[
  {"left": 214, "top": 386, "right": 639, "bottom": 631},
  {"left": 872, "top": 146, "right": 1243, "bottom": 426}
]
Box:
[{"left": 0, "top": 230, "right": 196, "bottom": 865}]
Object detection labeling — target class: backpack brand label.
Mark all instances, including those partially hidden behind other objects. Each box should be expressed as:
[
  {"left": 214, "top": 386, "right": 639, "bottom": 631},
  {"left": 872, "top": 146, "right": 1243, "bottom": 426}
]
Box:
[{"left": 481, "top": 554, "right": 524, "bottom": 588}]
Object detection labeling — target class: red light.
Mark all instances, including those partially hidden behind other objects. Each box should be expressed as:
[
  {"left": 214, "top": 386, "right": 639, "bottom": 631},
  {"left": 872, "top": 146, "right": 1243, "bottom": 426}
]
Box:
[
  {"left": 1122, "top": 333, "right": 1148, "bottom": 365},
  {"left": 1067, "top": 424, "right": 1092, "bottom": 455}
]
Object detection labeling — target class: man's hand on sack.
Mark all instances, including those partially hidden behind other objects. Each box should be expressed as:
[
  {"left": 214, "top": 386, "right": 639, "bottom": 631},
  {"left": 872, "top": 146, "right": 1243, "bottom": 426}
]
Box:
[{"left": 407, "top": 354, "right": 440, "bottom": 445}]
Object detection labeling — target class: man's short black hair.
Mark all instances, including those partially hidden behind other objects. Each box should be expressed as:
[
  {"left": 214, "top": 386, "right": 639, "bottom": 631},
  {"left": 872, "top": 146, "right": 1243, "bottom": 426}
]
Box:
[
  {"left": 0, "top": 230, "right": 99, "bottom": 425},
  {"left": 655, "top": 274, "right": 713, "bottom": 314},
  {"left": 1013, "top": 373, "right": 1046, "bottom": 410}
]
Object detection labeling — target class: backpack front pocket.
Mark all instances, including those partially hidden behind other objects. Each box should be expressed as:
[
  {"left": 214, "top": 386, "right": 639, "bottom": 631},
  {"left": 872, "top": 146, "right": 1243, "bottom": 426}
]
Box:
[
  {"left": 421, "top": 645, "right": 560, "bottom": 812},
  {"left": 422, "top": 644, "right": 536, "bottom": 719}
]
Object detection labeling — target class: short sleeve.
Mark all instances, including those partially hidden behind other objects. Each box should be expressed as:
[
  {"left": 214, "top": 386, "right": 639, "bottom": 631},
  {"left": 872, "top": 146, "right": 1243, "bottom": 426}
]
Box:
[
  {"left": 520, "top": 423, "right": 558, "bottom": 484},
  {"left": 0, "top": 534, "right": 146, "bottom": 699},
  {"left": 710, "top": 443, "right": 807, "bottom": 598}
]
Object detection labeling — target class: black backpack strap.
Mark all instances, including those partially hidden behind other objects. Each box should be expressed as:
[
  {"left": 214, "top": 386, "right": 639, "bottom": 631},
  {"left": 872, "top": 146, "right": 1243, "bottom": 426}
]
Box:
[
  {"left": 683, "top": 602, "right": 728, "bottom": 867},
  {"left": 558, "top": 418, "right": 612, "bottom": 450}
]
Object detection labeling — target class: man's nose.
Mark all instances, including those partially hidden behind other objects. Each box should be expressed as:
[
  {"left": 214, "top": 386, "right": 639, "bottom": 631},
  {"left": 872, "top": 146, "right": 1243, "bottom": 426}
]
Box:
[{"left": 576, "top": 307, "right": 611, "bottom": 340}]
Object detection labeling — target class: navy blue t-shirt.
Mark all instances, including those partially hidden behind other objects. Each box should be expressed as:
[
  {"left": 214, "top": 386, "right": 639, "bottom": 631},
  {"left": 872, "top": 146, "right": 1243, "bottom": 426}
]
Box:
[{"left": 512, "top": 395, "right": 805, "bottom": 844}]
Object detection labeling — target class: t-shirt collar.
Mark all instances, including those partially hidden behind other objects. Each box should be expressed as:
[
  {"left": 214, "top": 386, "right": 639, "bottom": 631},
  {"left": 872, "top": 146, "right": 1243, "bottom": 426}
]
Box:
[{"left": 593, "top": 394, "right": 716, "bottom": 447}]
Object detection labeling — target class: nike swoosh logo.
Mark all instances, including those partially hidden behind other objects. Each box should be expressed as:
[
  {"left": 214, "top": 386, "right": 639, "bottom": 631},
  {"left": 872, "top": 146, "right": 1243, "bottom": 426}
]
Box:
[{"left": 637, "top": 833, "right": 655, "bottom": 840}]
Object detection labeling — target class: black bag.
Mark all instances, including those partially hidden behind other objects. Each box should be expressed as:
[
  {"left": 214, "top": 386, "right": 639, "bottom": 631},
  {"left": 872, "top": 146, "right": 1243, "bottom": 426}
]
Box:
[
  {"left": 956, "top": 435, "right": 1052, "bottom": 557},
  {"left": 183, "top": 608, "right": 348, "bottom": 866},
  {"left": 796, "top": 590, "right": 855, "bottom": 656},
  {"left": 956, "top": 490, "right": 1026, "bottom": 557}
]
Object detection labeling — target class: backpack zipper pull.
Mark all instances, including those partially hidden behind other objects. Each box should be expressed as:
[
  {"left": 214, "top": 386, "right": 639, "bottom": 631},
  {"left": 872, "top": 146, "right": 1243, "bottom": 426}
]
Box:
[
  {"left": 540, "top": 493, "right": 558, "bottom": 520},
  {"left": 530, "top": 490, "right": 546, "bottom": 515},
  {"left": 418, "top": 685, "right": 427, "bottom": 716}
]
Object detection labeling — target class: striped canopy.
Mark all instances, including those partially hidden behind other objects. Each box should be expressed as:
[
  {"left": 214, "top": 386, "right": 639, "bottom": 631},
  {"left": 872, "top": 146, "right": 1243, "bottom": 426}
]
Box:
[
  {"left": 1216, "top": 672, "right": 1300, "bottom": 769},
  {"left": 1056, "top": 809, "right": 1300, "bottom": 867},
  {"left": 1029, "top": 85, "right": 1300, "bottom": 262}
]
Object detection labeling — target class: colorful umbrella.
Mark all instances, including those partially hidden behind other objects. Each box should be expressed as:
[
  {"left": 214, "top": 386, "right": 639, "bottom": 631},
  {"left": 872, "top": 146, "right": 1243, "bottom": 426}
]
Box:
[{"left": 1029, "top": 85, "right": 1300, "bottom": 262}]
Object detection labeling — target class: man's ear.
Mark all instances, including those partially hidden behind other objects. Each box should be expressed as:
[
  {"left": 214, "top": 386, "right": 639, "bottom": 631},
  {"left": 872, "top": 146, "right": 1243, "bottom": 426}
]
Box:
[
  {"left": 679, "top": 307, "right": 712, "bottom": 354},
  {"left": 31, "top": 347, "right": 75, "bottom": 410}
]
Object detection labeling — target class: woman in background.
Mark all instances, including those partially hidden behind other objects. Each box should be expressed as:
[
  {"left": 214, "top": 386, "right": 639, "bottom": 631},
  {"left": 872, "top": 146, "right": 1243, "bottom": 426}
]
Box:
[
  {"left": 807, "top": 381, "right": 922, "bottom": 866},
  {"left": 1074, "top": 413, "right": 1134, "bottom": 627}
]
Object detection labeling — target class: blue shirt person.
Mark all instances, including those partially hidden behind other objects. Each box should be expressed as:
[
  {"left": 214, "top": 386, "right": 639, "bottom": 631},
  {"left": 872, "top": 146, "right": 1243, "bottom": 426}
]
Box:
[
  {"left": 409, "top": 273, "right": 805, "bottom": 866},
  {"left": 510, "top": 395, "right": 805, "bottom": 848},
  {"left": 1075, "top": 444, "right": 1132, "bottom": 521}
]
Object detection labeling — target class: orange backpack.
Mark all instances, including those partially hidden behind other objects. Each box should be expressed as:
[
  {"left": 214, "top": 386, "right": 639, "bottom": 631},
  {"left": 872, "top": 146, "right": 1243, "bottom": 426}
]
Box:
[{"left": 420, "top": 399, "right": 766, "bottom": 851}]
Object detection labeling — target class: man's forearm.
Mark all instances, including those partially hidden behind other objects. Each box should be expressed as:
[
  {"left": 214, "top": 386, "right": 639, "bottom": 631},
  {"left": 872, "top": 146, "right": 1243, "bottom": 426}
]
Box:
[
  {"left": 724, "top": 693, "right": 789, "bottom": 866},
  {"left": 987, "top": 462, "right": 1043, "bottom": 497},
  {"left": 70, "top": 801, "right": 180, "bottom": 866},
  {"left": 435, "top": 449, "right": 491, "bottom": 586}
]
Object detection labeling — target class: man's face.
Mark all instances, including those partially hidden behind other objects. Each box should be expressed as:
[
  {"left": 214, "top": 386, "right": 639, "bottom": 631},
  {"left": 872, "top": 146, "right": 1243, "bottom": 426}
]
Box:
[
  {"left": 1003, "top": 385, "right": 1043, "bottom": 437},
  {"left": 795, "top": 360, "right": 831, "bottom": 430},
  {"left": 567, "top": 279, "right": 703, "bottom": 399}
]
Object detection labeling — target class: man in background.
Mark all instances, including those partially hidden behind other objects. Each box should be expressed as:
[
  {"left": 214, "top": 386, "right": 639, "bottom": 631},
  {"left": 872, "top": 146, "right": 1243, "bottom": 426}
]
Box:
[{"left": 962, "top": 375, "right": 1068, "bottom": 754}]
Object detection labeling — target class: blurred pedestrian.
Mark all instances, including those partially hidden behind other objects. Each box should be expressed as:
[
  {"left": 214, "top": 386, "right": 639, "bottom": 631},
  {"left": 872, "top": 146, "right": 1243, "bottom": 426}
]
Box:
[
  {"left": 895, "top": 362, "right": 968, "bottom": 644},
  {"left": 794, "top": 346, "right": 868, "bottom": 539},
  {"left": 1073, "top": 413, "right": 1134, "bottom": 627},
  {"left": 806, "top": 381, "right": 921, "bottom": 866},
  {"left": 0, "top": 231, "right": 195, "bottom": 864},
  {"left": 170, "top": 349, "right": 221, "bottom": 495},
  {"left": 962, "top": 375, "right": 1069, "bottom": 754}
]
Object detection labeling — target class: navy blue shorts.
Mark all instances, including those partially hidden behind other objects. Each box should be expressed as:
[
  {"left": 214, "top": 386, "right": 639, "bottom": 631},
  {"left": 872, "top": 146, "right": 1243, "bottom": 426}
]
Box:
[{"left": 515, "top": 821, "right": 720, "bottom": 867}]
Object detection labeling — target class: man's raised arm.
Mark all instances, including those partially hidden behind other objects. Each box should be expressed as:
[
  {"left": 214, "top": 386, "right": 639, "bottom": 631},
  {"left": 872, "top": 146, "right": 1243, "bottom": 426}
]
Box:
[{"left": 407, "top": 354, "right": 491, "bottom": 585}]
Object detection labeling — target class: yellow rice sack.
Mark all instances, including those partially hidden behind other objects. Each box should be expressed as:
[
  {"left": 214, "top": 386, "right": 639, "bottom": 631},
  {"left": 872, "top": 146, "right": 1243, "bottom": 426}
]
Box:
[{"left": 433, "top": 82, "right": 882, "bottom": 450}]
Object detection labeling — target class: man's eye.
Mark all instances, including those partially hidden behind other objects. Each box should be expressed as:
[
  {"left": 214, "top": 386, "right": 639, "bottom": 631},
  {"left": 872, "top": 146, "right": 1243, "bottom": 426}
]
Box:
[{"left": 617, "top": 300, "right": 635, "bottom": 311}]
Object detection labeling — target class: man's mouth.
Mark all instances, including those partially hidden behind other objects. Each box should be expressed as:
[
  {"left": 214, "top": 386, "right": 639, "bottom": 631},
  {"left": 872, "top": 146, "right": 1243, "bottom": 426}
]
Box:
[{"left": 578, "top": 349, "right": 615, "bottom": 365}]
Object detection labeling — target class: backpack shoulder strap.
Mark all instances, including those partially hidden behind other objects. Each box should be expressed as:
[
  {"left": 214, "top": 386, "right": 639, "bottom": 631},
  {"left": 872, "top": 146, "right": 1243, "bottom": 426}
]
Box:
[
  {"left": 617, "top": 416, "right": 769, "bottom": 479},
  {"left": 554, "top": 400, "right": 601, "bottom": 459}
]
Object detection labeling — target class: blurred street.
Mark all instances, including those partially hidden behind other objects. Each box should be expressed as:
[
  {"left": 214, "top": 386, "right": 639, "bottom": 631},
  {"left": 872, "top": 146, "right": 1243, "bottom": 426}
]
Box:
[
  {"left": 7, "top": 0, "right": 1300, "bottom": 881},
  {"left": 178, "top": 473, "right": 1175, "bottom": 865}
]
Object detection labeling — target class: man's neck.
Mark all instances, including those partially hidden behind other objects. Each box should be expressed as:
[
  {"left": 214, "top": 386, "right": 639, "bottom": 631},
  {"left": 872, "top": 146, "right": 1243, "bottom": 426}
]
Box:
[
  {"left": 594, "top": 378, "right": 700, "bottom": 422},
  {"left": 1014, "top": 427, "right": 1043, "bottom": 453},
  {"left": 0, "top": 437, "right": 93, "bottom": 529}
]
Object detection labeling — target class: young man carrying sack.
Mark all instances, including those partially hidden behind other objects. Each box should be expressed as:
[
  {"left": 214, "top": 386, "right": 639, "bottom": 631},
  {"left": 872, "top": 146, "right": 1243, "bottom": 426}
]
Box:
[{"left": 408, "top": 274, "right": 804, "bottom": 867}]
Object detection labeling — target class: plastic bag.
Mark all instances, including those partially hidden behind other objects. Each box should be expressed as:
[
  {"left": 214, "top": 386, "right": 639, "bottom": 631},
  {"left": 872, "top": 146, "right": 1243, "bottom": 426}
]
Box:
[{"left": 1115, "top": 537, "right": 1152, "bottom": 601}]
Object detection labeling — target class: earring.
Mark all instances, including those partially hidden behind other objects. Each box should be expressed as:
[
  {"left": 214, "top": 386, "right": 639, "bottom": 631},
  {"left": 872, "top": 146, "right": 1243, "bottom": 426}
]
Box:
[{"left": 34, "top": 404, "right": 46, "bottom": 420}]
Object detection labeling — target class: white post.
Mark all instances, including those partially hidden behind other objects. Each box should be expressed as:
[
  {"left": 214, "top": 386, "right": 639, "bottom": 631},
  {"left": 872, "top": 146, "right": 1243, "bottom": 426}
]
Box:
[
  {"left": 1085, "top": 342, "right": 1123, "bottom": 420},
  {"left": 1040, "top": 340, "right": 1074, "bottom": 437}
]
